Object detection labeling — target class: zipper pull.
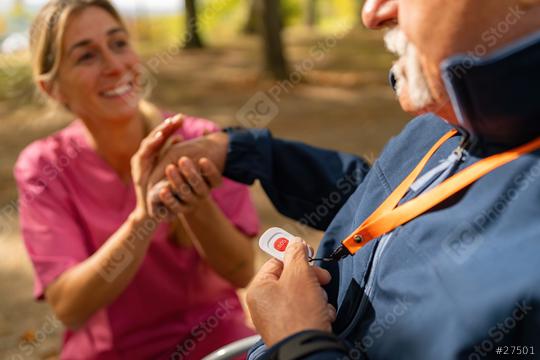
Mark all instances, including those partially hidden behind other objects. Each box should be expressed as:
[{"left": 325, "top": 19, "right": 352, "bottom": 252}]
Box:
[
  {"left": 453, "top": 133, "right": 472, "bottom": 162},
  {"left": 453, "top": 146, "right": 466, "bottom": 162}
]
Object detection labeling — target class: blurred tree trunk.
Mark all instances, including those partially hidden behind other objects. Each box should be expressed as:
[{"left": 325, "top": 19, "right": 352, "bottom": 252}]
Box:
[
  {"left": 244, "top": 0, "right": 260, "bottom": 34},
  {"left": 260, "top": 0, "right": 289, "bottom": 79},
  {"left": 184, "top": 0, "right": 204, "bottom": 49},
  {"left": 306, "top": 0, "right": 318, "bottom": 27}
]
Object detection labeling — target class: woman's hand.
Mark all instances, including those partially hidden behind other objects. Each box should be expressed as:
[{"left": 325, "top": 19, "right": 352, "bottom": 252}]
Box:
[
  {"left": 158, "top": 156, "right": 223, "bottom": 216},
  {"left": 145, "top": 131, "right": 230, "bottom": 217},
  {"left": 131, "top": 114, "right": 183, "bottom": 220}
]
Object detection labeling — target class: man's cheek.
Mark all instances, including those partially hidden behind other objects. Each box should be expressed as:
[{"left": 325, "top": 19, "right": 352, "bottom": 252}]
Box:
[
  {"left": 420, "top": 55, "right": 447, "bottom": 104},
  {"left": 398, "top": 0, "right": 431, "bottom": 44},
  {"left": 422, "top": 56, "right": 458, "bottom": 124}
]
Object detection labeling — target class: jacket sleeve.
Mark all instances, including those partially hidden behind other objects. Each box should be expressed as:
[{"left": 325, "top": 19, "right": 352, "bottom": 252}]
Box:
[
  {"left": 223, "top": 128, "right": 370, "bottom": 231},
  {"left": 247, "top": 331, "right": 349, "bottom": 360}
]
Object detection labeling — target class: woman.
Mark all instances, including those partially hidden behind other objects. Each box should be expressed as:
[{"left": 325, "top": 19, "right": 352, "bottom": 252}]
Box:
[{"left": 14, "top": 1, "right": 259, "bottom": 358}]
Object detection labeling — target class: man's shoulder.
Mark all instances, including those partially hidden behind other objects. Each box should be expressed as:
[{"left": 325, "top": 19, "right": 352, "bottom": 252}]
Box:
[
  {"left": 374, "top": 114, "right": 457, "bottom": 183},
  {"left": 406, "top": 112, "right": 452, "bottom": 132},
  {"left": 387, "top": 113, "right": 454, "bottom": 153}
]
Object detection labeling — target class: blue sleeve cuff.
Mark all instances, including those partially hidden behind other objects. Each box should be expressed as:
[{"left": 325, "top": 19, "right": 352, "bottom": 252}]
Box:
[
  {"left": 247, "top": 330, "right": 349, "bottom": 360},
  {"left": 223, "top": 128, "right": 270, "bottom": 185}
]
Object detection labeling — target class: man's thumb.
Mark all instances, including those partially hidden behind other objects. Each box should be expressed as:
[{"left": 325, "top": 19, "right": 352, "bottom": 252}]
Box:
[{"left": 283, "top": 238, "right": 309, "bottom": 268}]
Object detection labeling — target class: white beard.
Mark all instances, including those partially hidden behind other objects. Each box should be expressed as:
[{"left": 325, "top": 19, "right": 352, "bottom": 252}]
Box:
[{"left": 384, "top": 28, "right": 434, "bottom": 110}]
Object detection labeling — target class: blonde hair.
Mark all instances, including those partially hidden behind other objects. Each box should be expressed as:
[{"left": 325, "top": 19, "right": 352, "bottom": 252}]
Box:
[{"left": 29, "top": 0, "right": 126, "bottom": 85}]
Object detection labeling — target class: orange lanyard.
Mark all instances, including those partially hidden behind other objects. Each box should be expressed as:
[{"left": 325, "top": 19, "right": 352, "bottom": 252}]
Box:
[{"left": 339, "top": 129, "right": 540, "bottom": 257}]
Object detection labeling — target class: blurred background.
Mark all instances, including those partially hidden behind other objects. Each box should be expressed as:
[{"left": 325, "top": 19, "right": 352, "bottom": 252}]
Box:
[{"left": 0, "top": 0, "right": 410, "bottom": 358}]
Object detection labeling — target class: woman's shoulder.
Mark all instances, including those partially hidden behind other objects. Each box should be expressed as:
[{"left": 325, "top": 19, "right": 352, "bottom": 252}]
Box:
[{"left": 14, "top": 121, "right": 85, "bottom": 183}]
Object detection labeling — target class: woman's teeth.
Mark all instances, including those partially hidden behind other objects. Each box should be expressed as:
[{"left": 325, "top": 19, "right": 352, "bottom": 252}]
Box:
[{"left": 102, "top": 83, "right": 132, "bottom": 97}]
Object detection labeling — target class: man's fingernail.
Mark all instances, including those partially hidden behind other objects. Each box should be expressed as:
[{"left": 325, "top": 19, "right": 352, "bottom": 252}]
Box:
[
  {"left": 180, "top": 157, "right": 191, "bottom": 167},
  {"left": 154, "top": 131, "right": 163, "bottom": 139}
]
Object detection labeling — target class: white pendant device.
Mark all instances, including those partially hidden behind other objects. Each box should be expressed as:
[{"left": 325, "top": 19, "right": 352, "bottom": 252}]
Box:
[{"left": 258, "top": 227, "right": 313, "bottom": 262}]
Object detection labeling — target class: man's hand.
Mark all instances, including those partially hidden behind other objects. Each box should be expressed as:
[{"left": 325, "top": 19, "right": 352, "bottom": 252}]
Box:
[
  {"left": 156, "top": 156, "right": 223, "bottom": 215},
  {"left": 246, "top": 239, "right": 337, "bottom": 347},
  {"left": 146, "top": 131, "right": 229, "bottom": 216}
]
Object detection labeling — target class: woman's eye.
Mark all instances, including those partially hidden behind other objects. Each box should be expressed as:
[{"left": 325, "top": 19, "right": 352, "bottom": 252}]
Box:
[
  {"left": 77, "top": 52, "right": 95, "bottom": 63},
  {"left": 113, "top": 40, "right": 128, "bottom": 50}
]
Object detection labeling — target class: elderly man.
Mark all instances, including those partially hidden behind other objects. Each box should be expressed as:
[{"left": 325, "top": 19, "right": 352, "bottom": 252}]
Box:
[{"left": 148, "top": 0, "right": 540, "bottom": 358}]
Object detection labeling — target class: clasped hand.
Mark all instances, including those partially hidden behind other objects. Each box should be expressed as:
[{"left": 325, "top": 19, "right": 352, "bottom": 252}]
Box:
[
  {"left": 131, "top": 117, "right": 336, "bottom": 345},
  {"left": 130, "top": 114, "right": 224, "bottom": 221}
]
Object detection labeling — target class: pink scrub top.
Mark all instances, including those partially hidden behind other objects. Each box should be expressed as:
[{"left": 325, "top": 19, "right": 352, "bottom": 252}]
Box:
[{"left": 14, "top": 116, "right": 259, "bottom": 360}]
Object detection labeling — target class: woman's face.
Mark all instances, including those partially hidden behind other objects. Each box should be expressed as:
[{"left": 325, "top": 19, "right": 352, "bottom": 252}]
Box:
[{"left": 52, "top": 6, "right": 141, "bottom": 126}]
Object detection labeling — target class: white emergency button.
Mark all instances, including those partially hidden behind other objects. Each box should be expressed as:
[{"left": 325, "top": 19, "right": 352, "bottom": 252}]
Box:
[{"left": 258, "top": 227, "right": 313, "bottom": 261}]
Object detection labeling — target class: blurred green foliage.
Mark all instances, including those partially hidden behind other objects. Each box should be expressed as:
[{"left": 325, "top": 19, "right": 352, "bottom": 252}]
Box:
[
  {"left": 282, "top": 0, "right": 304, "bottom": 26},
  {"left": 0, "top": 54, "right": 39, "bottom": 109}
]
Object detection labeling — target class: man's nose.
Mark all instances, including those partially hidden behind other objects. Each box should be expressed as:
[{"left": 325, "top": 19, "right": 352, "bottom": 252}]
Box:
[{"left": 362, "top": 0, "right": 399, "bottom": 29}]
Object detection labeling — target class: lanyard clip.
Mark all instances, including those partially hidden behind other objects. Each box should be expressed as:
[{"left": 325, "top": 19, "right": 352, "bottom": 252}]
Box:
[{"left": 309, "top": 245, "right": 351, "bottom": 263}]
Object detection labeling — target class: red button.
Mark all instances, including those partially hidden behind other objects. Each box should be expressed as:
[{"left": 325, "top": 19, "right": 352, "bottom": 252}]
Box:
[{"left": 274, "top": 237, "right": 289, "bottom": 252}]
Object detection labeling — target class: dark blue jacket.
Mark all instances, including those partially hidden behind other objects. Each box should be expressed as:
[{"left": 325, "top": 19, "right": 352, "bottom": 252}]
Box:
[{"left": 224, "top": 114, "right": 540, "bottom": 360}]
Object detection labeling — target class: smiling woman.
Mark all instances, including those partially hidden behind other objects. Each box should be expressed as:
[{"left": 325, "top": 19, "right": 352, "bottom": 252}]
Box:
[
  {"left": 14, "top": 1, "right": 259, "bottom": 359},
  {"left": 34, "top": 5, "right": 141, "bottom": 129}
]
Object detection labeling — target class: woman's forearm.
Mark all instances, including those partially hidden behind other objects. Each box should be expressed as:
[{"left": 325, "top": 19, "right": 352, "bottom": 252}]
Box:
[
  {"left": 43, "top": 117, "right": 185, "bottom": 330},
  {"left": 185, "top": 198, "right": 255, "bottom": 288},
  {"left": 45, "top": 210, "right": 157, "bottom": 329}
]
